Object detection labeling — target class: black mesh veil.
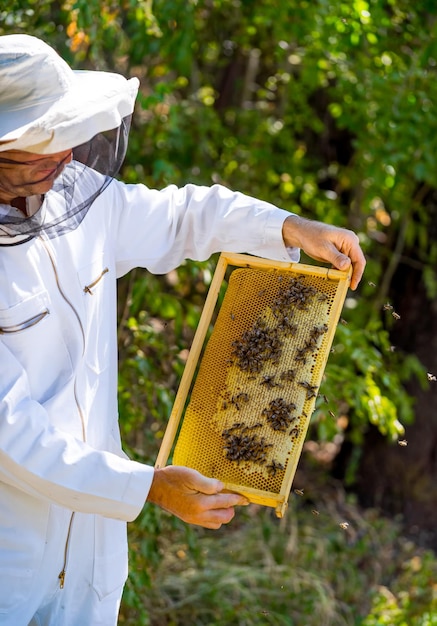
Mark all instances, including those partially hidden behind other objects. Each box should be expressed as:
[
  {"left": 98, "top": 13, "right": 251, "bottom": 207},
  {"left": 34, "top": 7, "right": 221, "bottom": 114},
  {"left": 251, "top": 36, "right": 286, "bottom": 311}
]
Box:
[{"left": 0, "top": 115, "right": 132, "bottom": 241}]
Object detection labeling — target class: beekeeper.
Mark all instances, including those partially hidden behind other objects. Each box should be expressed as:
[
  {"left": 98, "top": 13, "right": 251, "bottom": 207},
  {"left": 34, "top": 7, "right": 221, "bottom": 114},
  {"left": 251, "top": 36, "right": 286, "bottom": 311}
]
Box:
[{"left": 0, "top": 34, "right": 365, "bottom": 625}]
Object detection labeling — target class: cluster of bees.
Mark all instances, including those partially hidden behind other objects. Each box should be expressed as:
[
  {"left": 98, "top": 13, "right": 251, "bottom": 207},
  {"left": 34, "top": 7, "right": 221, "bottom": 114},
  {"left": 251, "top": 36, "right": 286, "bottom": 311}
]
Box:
[
  {"left": 222, "top": 422, "right": 272, "bottom": 464},
  {"left": 230, "top": 318, "right": 283, "bottom": 373},
  {"left": 219, "top": 273, "right": 331, "bottom": 478},
  {"left": 262, "top": 398, "right": 298, "bottom": 432},
  {"left": 221, "top": 422, "right": 286, "bottom": 476}
]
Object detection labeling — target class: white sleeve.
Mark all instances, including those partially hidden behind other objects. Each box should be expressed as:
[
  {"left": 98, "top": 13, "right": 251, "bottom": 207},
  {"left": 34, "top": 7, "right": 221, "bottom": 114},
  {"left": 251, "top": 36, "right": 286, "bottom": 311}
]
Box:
[
  {"left": 0, "top": 342, "right": 153, "bottom": 522},
  {"left": 110, "top": 182, "right": 300, "bottom": 276}
]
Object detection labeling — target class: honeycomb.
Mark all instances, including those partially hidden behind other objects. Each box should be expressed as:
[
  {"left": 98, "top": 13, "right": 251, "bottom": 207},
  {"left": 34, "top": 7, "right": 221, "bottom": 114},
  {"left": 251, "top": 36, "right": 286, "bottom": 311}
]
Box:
[{"left": 161, "top": 255, "right": 350, "bottom": 516}]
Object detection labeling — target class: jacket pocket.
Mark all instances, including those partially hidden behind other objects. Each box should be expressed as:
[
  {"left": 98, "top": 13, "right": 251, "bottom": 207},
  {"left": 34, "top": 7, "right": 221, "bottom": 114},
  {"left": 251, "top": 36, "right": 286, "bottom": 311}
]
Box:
[
  {"left": 92, "top": 516, "right": 128, "bottom": 600},
  {"left": 0, "top": 292, "right": 50, "bottom": 335},
  {"left": 0, "top": 291, "right": 74, "bottom": 401}
]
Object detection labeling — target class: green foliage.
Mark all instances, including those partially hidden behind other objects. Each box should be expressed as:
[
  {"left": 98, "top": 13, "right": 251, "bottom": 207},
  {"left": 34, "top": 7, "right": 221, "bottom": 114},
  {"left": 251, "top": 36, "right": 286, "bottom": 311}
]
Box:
[
  {"left": 111, "top": 0, "right": 434, "bottom": 446},
  {"left": 313, "top": 318, "right": 423, "bottom": 445}
]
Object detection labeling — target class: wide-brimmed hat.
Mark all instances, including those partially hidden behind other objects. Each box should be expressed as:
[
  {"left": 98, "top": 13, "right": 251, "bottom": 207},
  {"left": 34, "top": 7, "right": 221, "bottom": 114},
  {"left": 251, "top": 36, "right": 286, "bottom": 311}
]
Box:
[{"left": 0, "top": 34, "right": 139, "bottom": 154}]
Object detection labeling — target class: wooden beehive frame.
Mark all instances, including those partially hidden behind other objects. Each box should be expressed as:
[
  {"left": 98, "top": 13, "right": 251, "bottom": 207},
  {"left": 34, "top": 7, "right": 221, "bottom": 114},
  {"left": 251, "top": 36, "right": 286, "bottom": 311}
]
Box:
[{"left": 155, "top": 252, "right": 351, "bottom": 517}]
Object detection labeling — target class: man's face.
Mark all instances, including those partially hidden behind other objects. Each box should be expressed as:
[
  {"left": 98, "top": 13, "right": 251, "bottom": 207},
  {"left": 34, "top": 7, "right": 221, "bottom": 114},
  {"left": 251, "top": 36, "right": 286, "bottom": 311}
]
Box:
[{"left": 0, "top": 148, "right": 72, "bottom": 204}]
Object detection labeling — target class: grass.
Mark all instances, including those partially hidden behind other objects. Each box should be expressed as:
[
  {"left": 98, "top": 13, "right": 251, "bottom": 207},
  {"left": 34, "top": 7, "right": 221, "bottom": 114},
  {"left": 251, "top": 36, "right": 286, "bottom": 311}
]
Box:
[{"left": 119, "top": 468, "right": 437, "bottom": 626}]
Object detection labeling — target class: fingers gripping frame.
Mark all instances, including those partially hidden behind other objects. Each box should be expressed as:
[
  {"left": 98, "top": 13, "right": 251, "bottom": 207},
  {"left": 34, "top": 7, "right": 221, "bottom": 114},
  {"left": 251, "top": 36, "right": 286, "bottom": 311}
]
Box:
[{"left": 155, "top": 253, "right": 351, "bottom": 517}]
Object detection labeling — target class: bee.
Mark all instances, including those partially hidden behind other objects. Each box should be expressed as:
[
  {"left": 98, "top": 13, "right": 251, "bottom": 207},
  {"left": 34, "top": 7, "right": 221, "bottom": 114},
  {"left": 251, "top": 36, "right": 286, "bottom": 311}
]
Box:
[
  {"left": 294, "top": 489, "right": 304, "bottom": 496},
  {"left": 311, "top": 324, "right": 328, "bottom": 338},
  {"left": 294, "top": 350, "right": 308, "bottom": 364},
  {"left": 392, "top": 311, "right": 401, "bottom": 320},
  {"left": 328, "top": 410, "right": 336, "bottom": 419},
  {"left": 383, "top": 303, "right": 393, "bottom": 311},
  {"left": 339, "top": 522, "right": 349, "bottom": 530},
  {"left": 427, "top": 372, "right": 437, "bottom": 382},
  {"left": 368, "top": 281, "right": 376, "bottom": 287},
  {"left": 260, "top": 374, "right": 277, "bottom": 389},
  {"left": 280, "top": 369, "right": 296, "bottom": 382},
  {"left": 398, "top": 439, "right": 408, "bottom": 447},
  {"left": 266, "top": 459, "right": 284, "bottom": 476},
  {"left": 298, "top": 381, "right": 318, "bottom": 399},
  {"left": 312, "top": 509, "right": 320, "bottom": 516},
  {"left": 234, "top": 392, "right": 249, "bottom": 403},
  {"left": 340, "top": 318, "right": 348, "bottom": 325}
]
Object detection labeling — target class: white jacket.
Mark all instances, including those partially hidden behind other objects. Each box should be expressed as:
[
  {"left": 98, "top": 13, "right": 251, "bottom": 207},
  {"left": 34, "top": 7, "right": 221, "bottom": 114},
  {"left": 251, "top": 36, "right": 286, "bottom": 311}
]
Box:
[{"left": 0, "top": 167, "right": 298, "bottom": 615}]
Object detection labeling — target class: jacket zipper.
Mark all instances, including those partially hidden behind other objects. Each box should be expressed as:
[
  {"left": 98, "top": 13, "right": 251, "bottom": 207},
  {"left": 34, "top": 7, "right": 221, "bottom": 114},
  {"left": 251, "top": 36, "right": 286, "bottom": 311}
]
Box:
[
  {"left": 39, "top": 239, "right": 87, "bottom": 589},
  {"left": 0, "top": 309, "right": 49, "bottom": 333},
  {"left": 58, "top": 512, "right": 75, "bottom": 589},
  {"left": 84, "top": 267, "right": 109, "bottom": 294}
]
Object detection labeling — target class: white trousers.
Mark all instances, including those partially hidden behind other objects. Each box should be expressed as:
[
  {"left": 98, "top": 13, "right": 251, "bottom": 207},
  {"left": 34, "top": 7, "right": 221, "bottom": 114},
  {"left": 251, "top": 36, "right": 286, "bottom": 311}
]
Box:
[{"left": 0, "top": 506, "right": 127, "bottom": 626}]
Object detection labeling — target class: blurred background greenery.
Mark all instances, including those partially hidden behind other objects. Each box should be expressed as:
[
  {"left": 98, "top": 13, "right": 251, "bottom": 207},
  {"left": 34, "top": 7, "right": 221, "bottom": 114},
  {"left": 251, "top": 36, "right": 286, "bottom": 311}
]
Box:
[{"left": 2, "top": 0, "right": 437, "bottom": 623}]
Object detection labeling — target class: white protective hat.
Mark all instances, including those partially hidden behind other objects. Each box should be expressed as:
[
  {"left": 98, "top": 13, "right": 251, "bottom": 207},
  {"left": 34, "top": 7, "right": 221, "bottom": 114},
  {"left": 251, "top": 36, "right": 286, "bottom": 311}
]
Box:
[{"left": 0, "top": 33, "right": 139, "bottom": 154}]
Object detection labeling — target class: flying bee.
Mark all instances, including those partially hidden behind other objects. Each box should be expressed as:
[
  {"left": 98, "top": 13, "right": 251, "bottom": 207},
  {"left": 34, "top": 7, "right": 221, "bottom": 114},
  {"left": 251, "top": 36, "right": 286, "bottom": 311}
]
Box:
[
  {"left": 368, "top": 281, "right": 376, "bottom": 287},
  {"left": 383, "top": 303, "right": 393, "bottom": 310},
  {"left": 427, "top": 372, "right": 437, "bottom": 381},
  {"left": 398, "top": 439, "right": 408, "bottom": 447},
  {"left": 312, "top": 509, "right": 320, "bottom": 516},
  {"left": 392, "top": 311, "right": 401, "bottom": 320},
  {"left": 339, "top": 522, "right": 349, "bottom": 530},
  {"left": 294, "top": 489, "right": 304, "bottom": 496}
]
